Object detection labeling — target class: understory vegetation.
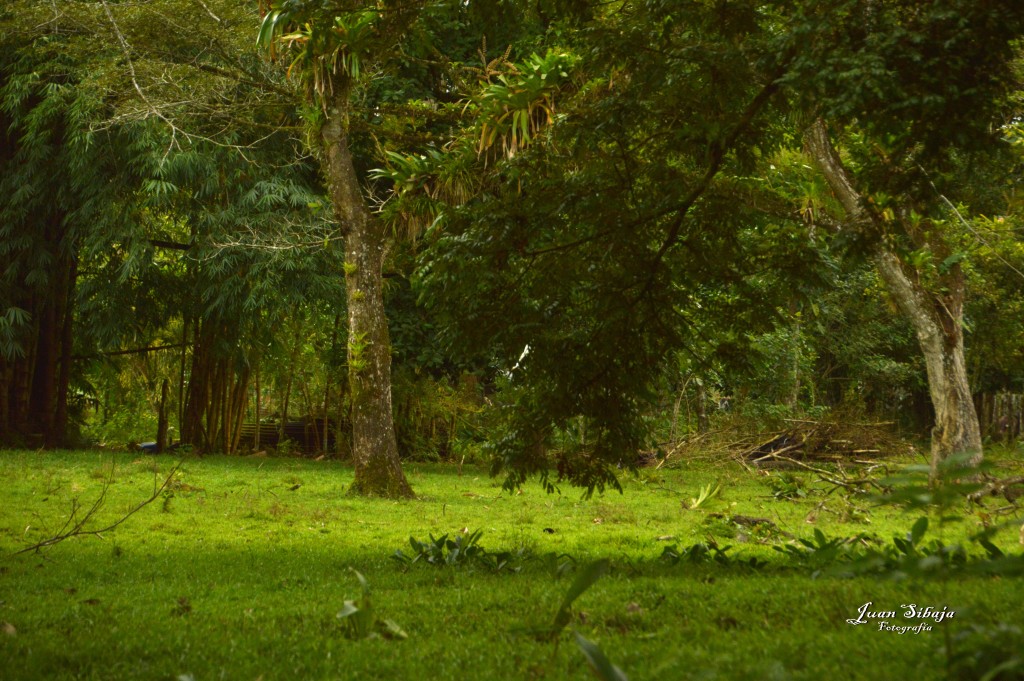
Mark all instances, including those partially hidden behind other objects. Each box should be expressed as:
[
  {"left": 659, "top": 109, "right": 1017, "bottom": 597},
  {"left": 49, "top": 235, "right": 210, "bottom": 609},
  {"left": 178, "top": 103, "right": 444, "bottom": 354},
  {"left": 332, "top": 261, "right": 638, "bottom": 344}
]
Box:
[{"left": 1, "top": 448, "right": 1022, "bottom": 680}]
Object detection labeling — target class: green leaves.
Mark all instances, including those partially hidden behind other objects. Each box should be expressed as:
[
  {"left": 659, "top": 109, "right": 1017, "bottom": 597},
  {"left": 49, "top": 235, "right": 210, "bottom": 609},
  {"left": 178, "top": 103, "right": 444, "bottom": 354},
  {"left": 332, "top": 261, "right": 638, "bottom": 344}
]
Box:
[
  {"left": 474, "top": 50, "right": 578, "bottom": 158},
  {"left": 551, "top": 558, "right": 608, "bottom": 634},
  {"left": 575, "top": 631, "right": 629, "bottom": 681},
  {"left": 876, "top": 452, "right": 990, "bottom": 514},
  {"left": 686, "top": 482, "right": 722, "bottom": 510},
  {"left": 787, "top": 0, "right": 1024, "bottom": 170},
  {"left": 908, "top": 516, "right": 929, "bottom": 547},
  {"left": 257, "top": 3, "right": 379, "bottom": 101},
  {"left": 336, "top": 569, "right": 407, "bottom": 641},
  {"left": 661, "top": 541, "right": 747, "bottom": 568},
  {"left": 0, "top": 307, "right": 31, "bottom": 361},
  {"left": 511, "top": 558, "right": 629, "bottom": 678},
  {"left": 255, "top": 8, "right": 286, "bottom": 54},
  {"left": 392, "top": 530, "right": 530, "bottom": 573},
  {"left": 938, "top": 251, "right": 967, "bottom": 274},
  {"left": 372, "top": 150, "right": 440, "bottom": 193},
  {"left": 393, "top": 529, "right": 485, "bottom": 568}
]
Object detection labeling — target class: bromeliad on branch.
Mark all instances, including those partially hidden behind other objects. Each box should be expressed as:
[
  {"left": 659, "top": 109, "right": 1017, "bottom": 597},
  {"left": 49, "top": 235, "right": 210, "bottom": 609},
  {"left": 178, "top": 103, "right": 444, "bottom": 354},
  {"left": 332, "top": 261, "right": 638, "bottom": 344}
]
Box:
[
  {"left": 368, "top": 49, "right": 579, "bottom": 235},
  {"left": 258, "top": 3, "right": 377, "bottom": 105}
]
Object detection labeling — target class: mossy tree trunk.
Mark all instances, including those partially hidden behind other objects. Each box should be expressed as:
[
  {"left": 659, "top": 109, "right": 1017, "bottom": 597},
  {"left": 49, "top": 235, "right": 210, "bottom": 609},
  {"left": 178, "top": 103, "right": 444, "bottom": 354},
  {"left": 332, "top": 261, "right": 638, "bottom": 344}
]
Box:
[
  {"left": 873, "top": 251, "right": 982, "bottom": 472},
  {"left": 321, "top": 83, "right": 413, "bottom": 498}
]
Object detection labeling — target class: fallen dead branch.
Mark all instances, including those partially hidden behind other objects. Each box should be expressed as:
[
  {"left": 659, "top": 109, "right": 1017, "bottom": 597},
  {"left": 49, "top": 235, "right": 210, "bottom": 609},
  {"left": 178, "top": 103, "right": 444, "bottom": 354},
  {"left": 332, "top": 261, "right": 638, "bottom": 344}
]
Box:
[
  {"left": 654, "top": 431, "right": 714, "bottom": 469},
  {"left": 14, "top": 459, "right": 182, "bottom": 556},
  {"left": 753, "top": 453, "right": 889, "bottom": 494},
  {"left": 968, "top": 476, "right": 1024, "bottom": 505},
  {"left": 654, "top": 414, "right": 911, "bottom": 471}
]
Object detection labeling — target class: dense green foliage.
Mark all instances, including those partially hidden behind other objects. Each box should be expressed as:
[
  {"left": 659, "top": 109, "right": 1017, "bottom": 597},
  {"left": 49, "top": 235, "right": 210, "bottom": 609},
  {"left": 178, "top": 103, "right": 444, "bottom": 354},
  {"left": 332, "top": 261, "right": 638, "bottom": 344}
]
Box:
[
  {"left": 389, "top": 0, "right": 1024, "bottom": 487},
  {"left": 1, "top": 0, "right": 1023, "bottom": 483}
]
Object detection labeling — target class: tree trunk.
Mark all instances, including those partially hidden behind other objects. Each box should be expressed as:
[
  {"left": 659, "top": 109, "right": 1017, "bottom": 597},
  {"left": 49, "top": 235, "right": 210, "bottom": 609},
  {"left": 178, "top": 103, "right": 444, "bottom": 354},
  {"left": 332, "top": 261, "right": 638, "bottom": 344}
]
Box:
[
  {"left": 157, "top": 378, "right": 169, "bottom": 453},
  {"left": 181, "top": 321, "right": 205, "bottom": 446},
  {"left": 695, "top": 379, "right": 709, "bottom": 435},
  {"left": 228, "top": 367, "right": 248, "bottom": 454},
  {"left": 31, "top": 282, "right": 58, "bottom": 441},
  {"left": 322, "top": 314, "right": 340, "bottom": 454},
  {"left": 178, "top": 316, "right": 189, "bottom": 436},
  {"left": 786, "top": 300, "right": 801, "bottom": 410},
  {"left": 53, "top": 256, "right": 77, "bottom": 445},
  {"left": 254, "top": 366, "right": 261, "bottom": 451},
  {"left": 336, "top": 366, "right": 349, "bottom": 458},
  {"left": 321, "top": 85, "right": 413, "bottom": 498},
  {"left": 279, "top": 321, "right": 301, "bottom": 445},
  {"left": 0, "top": 240, "right": 77, "bottom": 447},
  {"left": 874, "top": 252, "right": 981, "bottom": 471},
  {"left": 804, "top": 119, "right": 982, "bottom": 475}
]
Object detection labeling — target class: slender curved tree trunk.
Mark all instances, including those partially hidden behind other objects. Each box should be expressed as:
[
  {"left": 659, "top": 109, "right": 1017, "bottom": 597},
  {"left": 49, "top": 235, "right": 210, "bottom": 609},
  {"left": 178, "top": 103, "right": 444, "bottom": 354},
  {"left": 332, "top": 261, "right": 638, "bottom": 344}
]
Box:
[
  {"left": 873, "top": 252, "right": 981, "bottom": 471},
  {"left": 805, "top": 119, "right": 982, "bottom": 476},
  {"left": 321, "top": 85, "right": 413, "bottom": 498}
]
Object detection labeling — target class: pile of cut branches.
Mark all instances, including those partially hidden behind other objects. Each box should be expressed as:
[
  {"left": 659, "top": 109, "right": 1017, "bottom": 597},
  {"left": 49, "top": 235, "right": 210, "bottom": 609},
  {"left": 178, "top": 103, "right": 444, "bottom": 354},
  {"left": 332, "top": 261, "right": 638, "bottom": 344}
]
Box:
[
  {"left": 654, "top": 413, "right": 915, "bottom": 469},
  {"left": 738, "top": 418, "right": 911, "bottom": 465}
]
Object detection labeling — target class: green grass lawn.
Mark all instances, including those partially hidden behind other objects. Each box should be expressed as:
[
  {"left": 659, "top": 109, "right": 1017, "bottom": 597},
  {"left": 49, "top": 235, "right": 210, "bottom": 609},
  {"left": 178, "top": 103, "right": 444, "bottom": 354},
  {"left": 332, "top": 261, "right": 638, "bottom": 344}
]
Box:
[{"left": 0, "top": 449, "right": 1022, "bottom": 680}]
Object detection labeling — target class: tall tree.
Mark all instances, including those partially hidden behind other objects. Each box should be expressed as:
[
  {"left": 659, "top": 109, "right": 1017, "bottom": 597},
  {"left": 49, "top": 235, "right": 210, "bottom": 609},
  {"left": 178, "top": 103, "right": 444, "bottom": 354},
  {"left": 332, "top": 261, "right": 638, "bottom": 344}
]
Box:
[
  {"left": 0, "top": 30, "right": 140, "bottom": 445},
  {"left": 790, "top": 0, "right": 1024, "bottom": 473},
  {"left": 395, "top": 2, "right": 819, "bottom": 492},
  {"left": 383, "top": 0, "right": 1024, "bottom": 487},
  {"left": 1, "top": 0, "right": 344, "bottom": 450},
  {"left": 804, "top": 120, "right": 983, "bottom": 472},
  {"left": 258, "top": 2, "right": 422, "bottom": 496}
]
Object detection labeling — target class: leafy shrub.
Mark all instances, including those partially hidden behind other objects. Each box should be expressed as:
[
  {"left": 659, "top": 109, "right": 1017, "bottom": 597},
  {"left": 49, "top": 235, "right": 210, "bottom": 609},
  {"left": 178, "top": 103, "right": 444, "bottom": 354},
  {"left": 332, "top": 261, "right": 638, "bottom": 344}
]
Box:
[
  {"left": 773, "top": 517, "right": 1024, "bottom": 579},
  {"left": 393, "top": 530, "right": 485, "bottom": 567},
  {"left": 537, "top": 551, "right": 578, "bottom": 578},
  {"left": 392, "top": 530, "right": 530, "bottom": 573},
  {"left": 773, "top": 528, "right": 867, "bottom": 573},
  {"left": 660, "top": 541, "right": 733, "bottom": 566},
  {"left": 660, "top": 540, "right": 768, "bottom": 570}
]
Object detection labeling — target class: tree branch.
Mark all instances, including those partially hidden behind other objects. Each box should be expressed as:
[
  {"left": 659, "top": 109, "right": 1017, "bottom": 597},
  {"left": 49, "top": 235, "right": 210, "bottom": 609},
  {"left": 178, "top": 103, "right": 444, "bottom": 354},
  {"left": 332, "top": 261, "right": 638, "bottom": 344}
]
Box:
[
  {"left": 803, "top": 118, "right": 867, "bottom": 220},
  {"left": 189, "top": 62, "right": 295, "bottom": 99},
  {"left": 72, "top": 343, "right": 187, "bottom": 361},
  {"left": 14, "top": 460, "right": 182, "bottom": 555},
  {"left": 634, "top": 55, "right": 795, "bottom": 301},
  {"left": 150, "top": 239, "right": 192, "bottom": 251}
]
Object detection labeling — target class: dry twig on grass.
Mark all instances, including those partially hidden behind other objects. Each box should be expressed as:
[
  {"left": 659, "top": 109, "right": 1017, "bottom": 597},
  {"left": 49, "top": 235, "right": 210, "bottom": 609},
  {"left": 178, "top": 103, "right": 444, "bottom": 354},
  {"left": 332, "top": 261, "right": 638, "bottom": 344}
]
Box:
[
  {"left": 655, "top": 431, "right": 714, "bottom": 469},
  {"left": 752, "top": 453, "right": 888, "bottom": 495},
  {"left": 14, "top": 459, "right": 182, "bottom": 556}
]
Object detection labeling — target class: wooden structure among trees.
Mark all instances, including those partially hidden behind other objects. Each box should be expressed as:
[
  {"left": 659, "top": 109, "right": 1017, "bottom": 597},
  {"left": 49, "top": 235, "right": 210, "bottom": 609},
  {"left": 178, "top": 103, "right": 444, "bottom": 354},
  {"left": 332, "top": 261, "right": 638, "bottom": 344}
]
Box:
[
  {"left": 236, "top": 419, "right": 337, "bottom": 455},
  {"left": 976, "top": 393, "right": 1023, "bottom": 442}
]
